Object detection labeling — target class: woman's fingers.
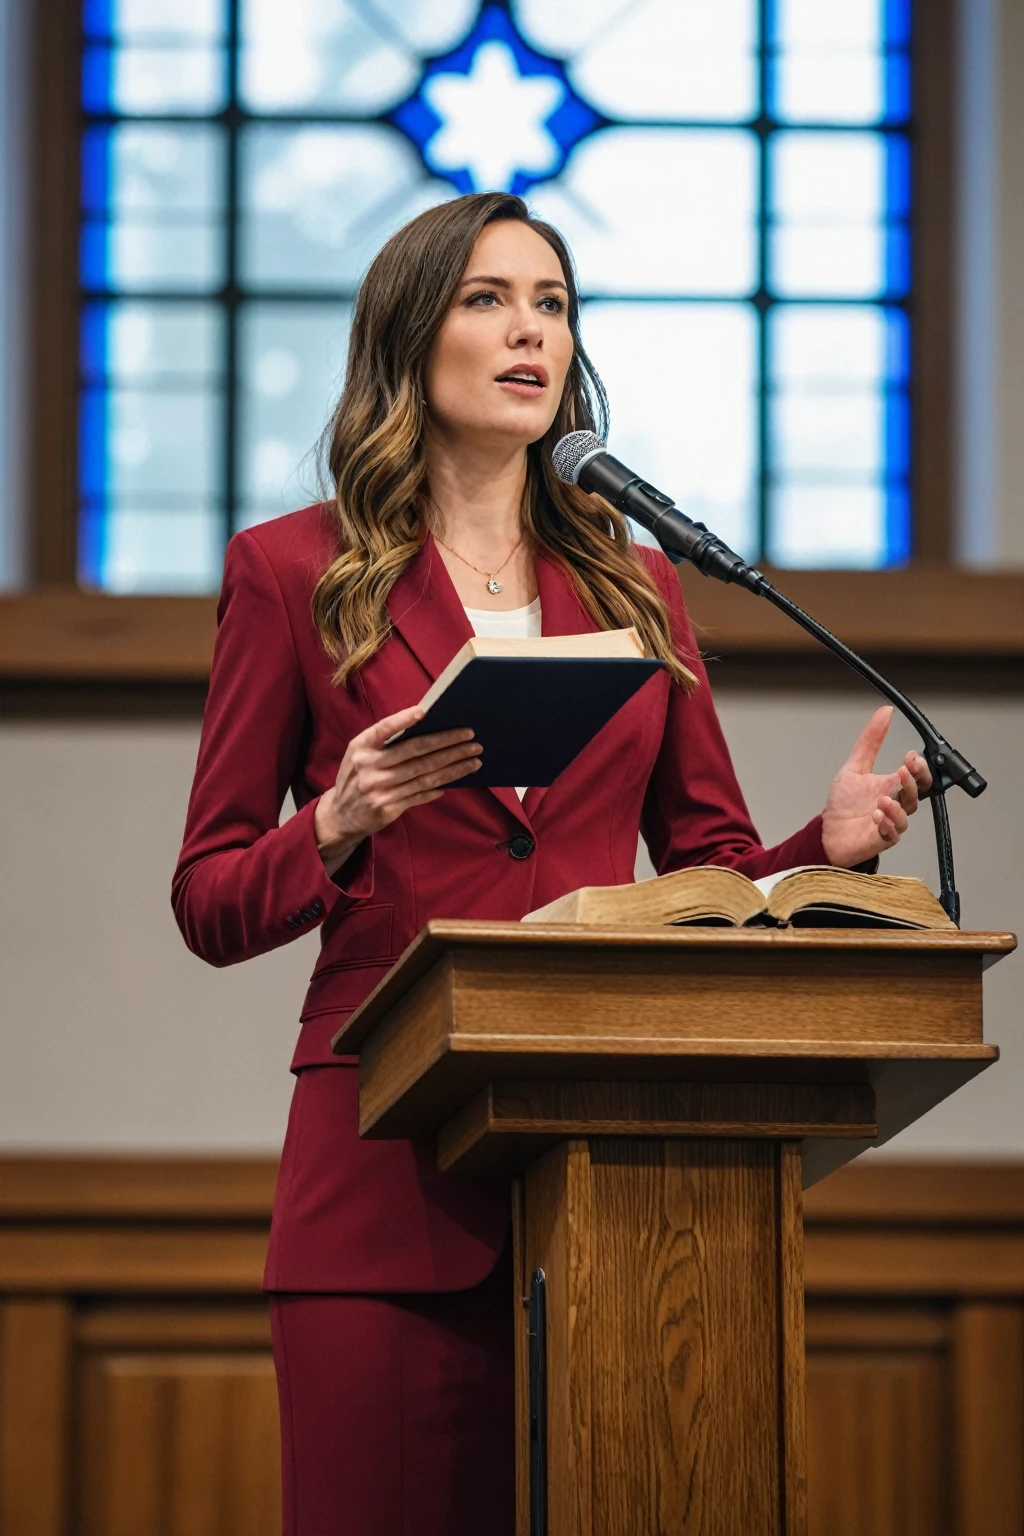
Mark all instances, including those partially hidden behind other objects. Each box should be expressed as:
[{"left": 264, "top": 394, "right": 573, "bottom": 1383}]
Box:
[
  {"left": 363, "top": 718, "right": 476, "bottom": 767},
  {"left": 376, "top": 757, "right": 481, "bottom": 818},
  {"left": 874, "top": 793, "right": 908, "bottom": 842},
  {"left": 379, "top": 727, "right": 478, "bottom": 771},
  {"left": 362, "top": 705, "right": 427, "bottom": 748},
  {"left": 872, "top": 808, "right": 900, "bottom": 843},
  {"left": 378, "top": 740, "right": 483, "bottom": 792},
  {"left": 843, "top": 705, "right": 894, "bottom": 773},
  {"left": 906, "top": 748, "right": 932, "bottom": 795},
  {"left": 896, "top": 764, "right": 918, "bottom": 815}
]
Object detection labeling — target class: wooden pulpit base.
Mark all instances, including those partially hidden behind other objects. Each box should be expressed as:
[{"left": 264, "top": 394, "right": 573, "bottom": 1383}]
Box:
[
  {"left": 515, "top": 1136, "right": 807, "bottom": 1536},
  {"left": 333, "top": 921, "right": 1015, "bottom": 1536}
]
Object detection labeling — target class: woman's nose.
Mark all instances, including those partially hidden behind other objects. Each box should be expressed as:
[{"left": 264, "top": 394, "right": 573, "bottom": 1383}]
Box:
[{"left": 507, "top": 306, "right": 543, "bottom": 348}]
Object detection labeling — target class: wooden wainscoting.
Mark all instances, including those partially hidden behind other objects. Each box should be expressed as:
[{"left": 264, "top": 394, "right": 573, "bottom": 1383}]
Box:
[{"left": 0, "top": 1158, "right": 1022, "bottom": 1536}]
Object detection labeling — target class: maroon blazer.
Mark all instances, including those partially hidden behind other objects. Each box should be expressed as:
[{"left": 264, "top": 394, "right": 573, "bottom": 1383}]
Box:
[{"left": 172, "top": 504, "right": 829, "bottom": 1294}]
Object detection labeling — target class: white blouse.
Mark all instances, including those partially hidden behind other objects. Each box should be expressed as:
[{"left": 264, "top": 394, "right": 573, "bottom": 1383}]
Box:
[{"left": 462, "top": 597, "right": 542, "bottom": 800}]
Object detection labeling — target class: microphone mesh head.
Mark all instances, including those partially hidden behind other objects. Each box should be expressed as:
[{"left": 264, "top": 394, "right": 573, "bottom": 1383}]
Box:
[{"left": 552, "top": 430, "right": 605, "bottom": 486}]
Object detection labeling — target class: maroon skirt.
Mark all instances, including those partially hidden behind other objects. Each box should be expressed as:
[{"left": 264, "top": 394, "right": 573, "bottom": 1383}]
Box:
[{"left": 269, "top": 1245, "right": 515, "bottom": 1536}]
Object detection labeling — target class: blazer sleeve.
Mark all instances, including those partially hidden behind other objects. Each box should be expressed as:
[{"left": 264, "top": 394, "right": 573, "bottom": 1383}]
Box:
[
  {"left": 171, "top": 530, "right": 373, "bottom": 967},
  {"left": 639, "top": 548, "right": 830, "bottom": 881}
]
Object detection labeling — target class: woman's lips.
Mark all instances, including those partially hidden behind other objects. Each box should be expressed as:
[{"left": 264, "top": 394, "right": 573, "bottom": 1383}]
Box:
[
  {"left": 495, "top": 366, "right": 548, "bottom": 397},
  {"left": 496, "top": 378, "right": 545, "bottom": 397}
]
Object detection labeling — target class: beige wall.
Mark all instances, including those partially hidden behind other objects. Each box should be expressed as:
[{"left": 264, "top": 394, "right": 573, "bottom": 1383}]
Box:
[
  {"left": 995, "top": 0, "right": 1024, "bottom": 563},
  {"left": 2, "top": 689, "right": 1020, "bottom": 1155}
]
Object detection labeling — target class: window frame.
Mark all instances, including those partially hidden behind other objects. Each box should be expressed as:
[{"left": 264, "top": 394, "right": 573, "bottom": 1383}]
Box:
[{"left": 3, "top": 0, "right": 1022, "bottom": 683}]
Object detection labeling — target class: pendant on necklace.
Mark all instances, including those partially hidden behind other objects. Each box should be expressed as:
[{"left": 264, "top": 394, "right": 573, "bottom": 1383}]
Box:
[{"left": 487, "top": 578, "right": 502, "bottom": 595}]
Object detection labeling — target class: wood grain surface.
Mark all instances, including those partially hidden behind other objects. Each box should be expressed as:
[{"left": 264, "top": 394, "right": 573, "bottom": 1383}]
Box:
[
  {"left": 334, "top": 922, "right": 1015, "bottom": 1053},
  {"left": 437, "top": 1080, "right": 878, "bottom": 1176},
  {"left": 0, "top": 1299, "right": 71, "bottom": 1536},
  {"left": 522, "top": 1139, "right": 806, "bottom": 1536},
  {"left": 778, "top": 1144, "right": 808, "bottom": 1536},
  {"left": 806, "top": 1335, "right": 947, "bottom": 1536},
  {"left": 0, "top": 1155, "right": 280, "bottom": 1219},
  {"left": 4, "top": 572, "right": 1024, "bottom": 681},
  {"left": 0, "top": 1156, "right": 1022, "bottom": 1534},
  {"left": 952, "top": 1304, "right": 1024, "bottom": 1535},
  {"left": 77, "top": 1350, "right": 280, "bottom": 1536}
]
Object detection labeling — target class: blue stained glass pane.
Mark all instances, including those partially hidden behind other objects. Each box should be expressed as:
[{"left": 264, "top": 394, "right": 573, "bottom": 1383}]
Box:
[
  {"left": 81, "top": 128, "right": 111, "bottom": 217},
  {"left": 82, "top": 45, "right": 114, "bottom": 111},
  {"left": 885, "top": 387, "right": 911, "bottom": 478},
  {"left": 78, "top": 0, "right": 916, "bottom": 583},
  {"left": 770, "top": 131, "right": 895, "bottom": 298},
  {"left": 240, "top": 0, "right": 476, "bottom": 112},
  {"left": 82, "top": 301, "right": 222, "bottom": 383},
  {"left": 78, "top": 388, "right": 109, "bottom": 508},
  {"left": 768, "top": 302, "right": 909, "bottom": 567},
  {"left": 81, "top": 125, "right": 226, "bottom": 292},
  {"left": 885, "top": 50, "right": 911, "bottom": 122},
  {"left": 769, "top": 484, "right": 887, "bottom": 567},
  {"left": 91, "top": 508, "right": 224, "bottom": 593},
  {"left": 886, "top": 308, "right": 911, "bottom": 383},
  {"left": 886, "top": 485, "right": 911, "bottom": 565},
  {"left": 80, "top": 223, "right": 111, "bottom": 290},
  {"left": 542, "top": 0, "right": 758, "bottom": 123},
  {"left": 885, "top": 0, "right": 912, "bottom": 48},
  {"left": 80, "top": 305, "right": 108, "bottom": 381},
  {"left": 79, "top": 299, "right": 224, "bottom": 590},
  {"left": 239, "top": 124, "right": 453, "bottom": 290},
  {"left": 82, "top": 0, "right": 112, "bottom": 36},
  {"left": 86, "top": 0, "right": 225, "bottom": 40},
  {"left": 886, "top": 224, "right": 911, "bottom": 297},
  {"left": 78, "top": 503, "right": 108, "bottom": 589},
  {"left": 583, "top": 300, "right": 758, "bottom": 558},
  {"left": 530, "top": 129, "right": 758, "bottom": 298},
  {"left": 237, "top": 301, "right": 353, "bottom": 526},
  {"left": 83, "top": 41, "right": 227, "bottom": 113},
  {"left": 886, "top": 135, "right": 911, "bottom": 216}
]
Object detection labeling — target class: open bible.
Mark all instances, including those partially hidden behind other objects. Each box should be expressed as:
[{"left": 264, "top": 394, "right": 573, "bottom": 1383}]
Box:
[
  {"left": 395, "top": 627, "right": 662, "bottom": 787},
  {"left": 523, "top": 864, "right": 957, "bottom": 930}
]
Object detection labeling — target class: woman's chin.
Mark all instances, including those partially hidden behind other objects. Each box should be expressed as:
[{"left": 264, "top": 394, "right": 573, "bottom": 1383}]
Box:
[{"left": 432, "top": 411, "right": 554, "bottom": 453}]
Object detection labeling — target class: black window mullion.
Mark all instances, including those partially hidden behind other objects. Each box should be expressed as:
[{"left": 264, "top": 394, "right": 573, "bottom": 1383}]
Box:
[
  {"left": 223, "top": 0, "right": 241, "bottom": 543},
  {"left": 755, "top": 0, "right": 772, "bottom": 564}
]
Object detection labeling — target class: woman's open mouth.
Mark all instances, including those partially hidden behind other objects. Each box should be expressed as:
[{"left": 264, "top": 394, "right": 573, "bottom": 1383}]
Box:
[{"left": 495, "top": 365, "right": 548, "bottom": 397}]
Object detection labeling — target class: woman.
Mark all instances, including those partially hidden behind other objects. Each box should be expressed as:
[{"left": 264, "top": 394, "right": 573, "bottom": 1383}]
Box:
[{"left": 173, "top": 191, "right": 931, "bottom": 1535}]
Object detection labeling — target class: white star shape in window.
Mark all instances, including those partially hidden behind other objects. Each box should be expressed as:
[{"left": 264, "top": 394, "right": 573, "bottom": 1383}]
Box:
[{"left": 423, "top": 41, "right": 565, "bottom": 192}]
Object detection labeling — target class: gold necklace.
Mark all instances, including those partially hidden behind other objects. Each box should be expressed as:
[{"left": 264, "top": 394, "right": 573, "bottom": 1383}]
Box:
[{"left": 433, "top": 529, "right": 525, "bottom": 596}]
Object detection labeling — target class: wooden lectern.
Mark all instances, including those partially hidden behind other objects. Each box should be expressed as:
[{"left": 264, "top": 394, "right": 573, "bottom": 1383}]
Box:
[{"left": 332, "top": 922, "right": 1014, "bottom": 1536}]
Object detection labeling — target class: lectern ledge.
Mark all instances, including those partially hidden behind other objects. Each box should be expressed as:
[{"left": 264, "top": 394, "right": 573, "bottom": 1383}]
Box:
[{"left": 332, "top": 921, "right": 1014, "bottom": 1536}]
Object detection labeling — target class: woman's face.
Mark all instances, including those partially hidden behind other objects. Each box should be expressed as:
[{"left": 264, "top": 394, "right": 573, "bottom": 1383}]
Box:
[{"left": 424, "top": 220, "right": 574, "bottom": 452}]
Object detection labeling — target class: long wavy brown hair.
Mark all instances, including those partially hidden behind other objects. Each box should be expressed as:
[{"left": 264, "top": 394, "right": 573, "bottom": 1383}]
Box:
[{"left": 312, "top": 192, "right": 696, "bottom": 690}]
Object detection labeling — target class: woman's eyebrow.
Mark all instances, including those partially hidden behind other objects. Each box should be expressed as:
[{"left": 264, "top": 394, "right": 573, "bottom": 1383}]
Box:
[{"left": 459, "top": 274, "right": 568, "bottom": 292}]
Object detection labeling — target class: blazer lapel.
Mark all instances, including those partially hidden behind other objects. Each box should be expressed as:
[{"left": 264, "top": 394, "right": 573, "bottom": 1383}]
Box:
[
  {"left": 521, "top": 552, "right": 600, "bottom": 820},
  {"left": 389, "top": 533, "right": 529, "bottom": 829}
]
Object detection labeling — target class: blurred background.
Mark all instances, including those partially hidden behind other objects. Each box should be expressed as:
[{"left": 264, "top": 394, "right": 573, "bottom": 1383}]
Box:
[{"left": 0, "top": 2, "right": 1022, "bottom": 1532}]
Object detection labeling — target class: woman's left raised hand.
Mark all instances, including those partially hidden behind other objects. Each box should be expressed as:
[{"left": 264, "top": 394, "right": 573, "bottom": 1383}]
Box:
[{"left": 821, "top": 705, "right": 933, "bottom": 868}]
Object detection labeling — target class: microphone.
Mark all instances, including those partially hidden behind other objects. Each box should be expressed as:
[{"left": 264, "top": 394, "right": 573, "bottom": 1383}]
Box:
[
  {"left": 551, "top": 430, "right": 987, "bottom": 925},
  {"left": 552, "top": 429, "right": 764, "bottom": 590}
]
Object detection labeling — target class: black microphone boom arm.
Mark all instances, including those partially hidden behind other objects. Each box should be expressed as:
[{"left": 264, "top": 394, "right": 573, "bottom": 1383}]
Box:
[{"left": 580, "top": 448, "right": 986, "bottom": 927}]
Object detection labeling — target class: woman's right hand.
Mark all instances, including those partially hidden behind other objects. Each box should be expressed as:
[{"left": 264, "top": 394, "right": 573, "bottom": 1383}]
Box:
[{"left": 314, "top": 706, "right": 482, "bottom": 877}]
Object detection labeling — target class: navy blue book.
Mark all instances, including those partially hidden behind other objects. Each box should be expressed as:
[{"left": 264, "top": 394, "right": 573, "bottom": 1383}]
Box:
[{"left": 397, "top": 629, "right": 663, "bottom": 787}]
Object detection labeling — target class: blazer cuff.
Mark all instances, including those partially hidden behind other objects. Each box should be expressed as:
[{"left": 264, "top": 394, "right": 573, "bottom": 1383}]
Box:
[
  {"left": 277, "top": 799, "right": 375, "bottom": 931},
  {"left": 765, "top": 813, "right": 831, "bottom": 872}
]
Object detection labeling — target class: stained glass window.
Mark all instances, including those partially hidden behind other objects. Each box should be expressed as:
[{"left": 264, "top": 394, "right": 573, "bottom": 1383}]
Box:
[{"left": 78, "top": 0, "right": 912, "bottom": 592}]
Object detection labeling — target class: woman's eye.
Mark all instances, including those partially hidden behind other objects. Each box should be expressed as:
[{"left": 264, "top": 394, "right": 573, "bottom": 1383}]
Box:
[
  {"left": 539, "top": 297, "right": 565, "bottom": 314},
  {"left": 468, "top": 291, "right": 498, "bottom": 306}
]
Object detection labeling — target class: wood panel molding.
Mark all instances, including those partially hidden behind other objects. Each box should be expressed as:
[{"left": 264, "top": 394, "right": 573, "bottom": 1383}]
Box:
[
  {"left": 1, "top": 1157, "right": 1022, "bottom": 1535},
  {"left": 1, "top": 568, "right": 1022, "bottom": 685}
]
